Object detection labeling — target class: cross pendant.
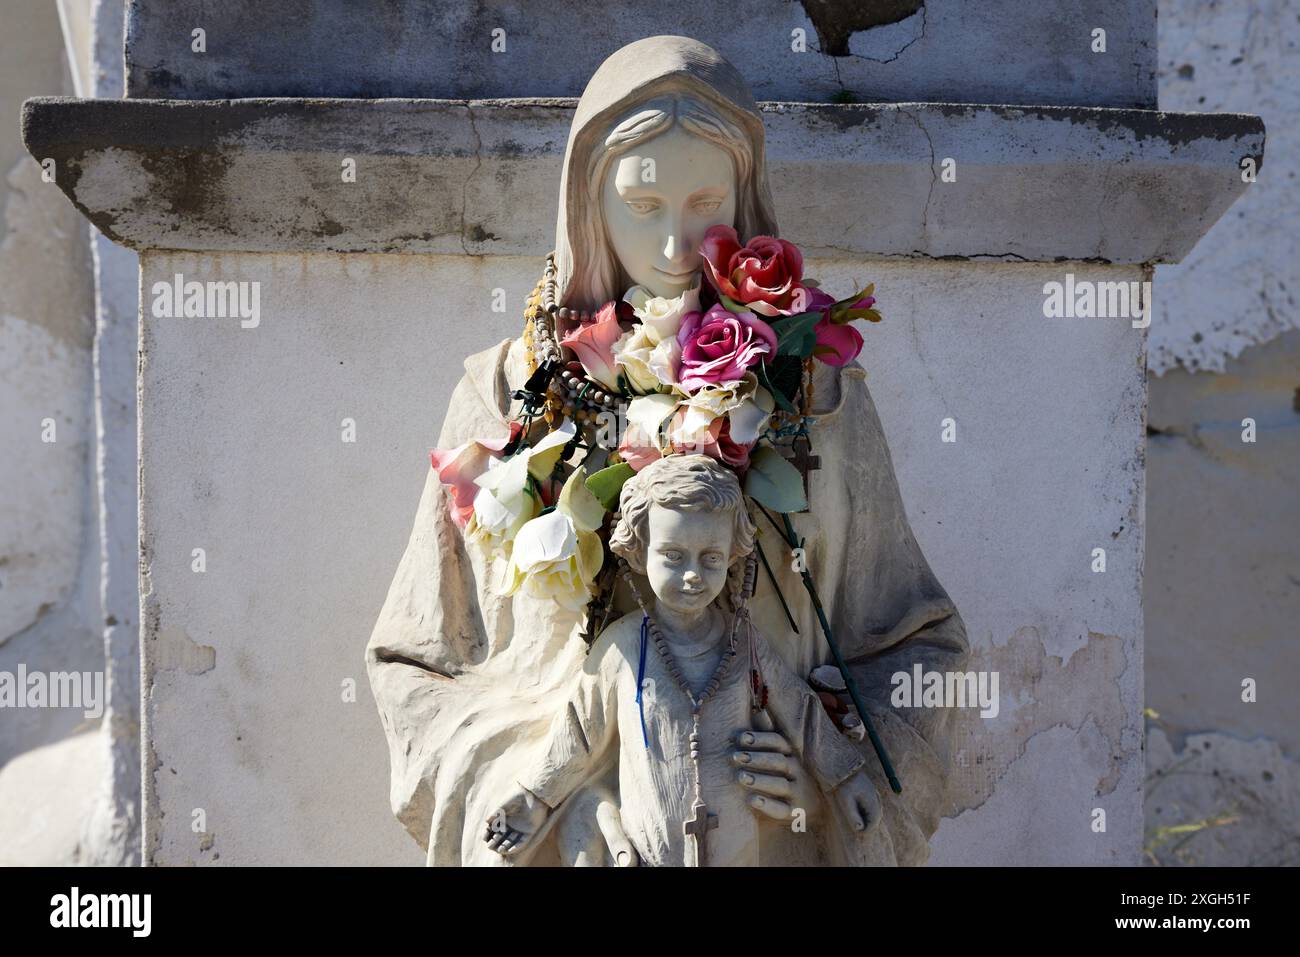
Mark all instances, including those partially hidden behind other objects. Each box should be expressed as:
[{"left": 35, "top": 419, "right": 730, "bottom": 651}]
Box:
[
  {"left": 782, "top": 434, "right": 821, "bottom": 505},
  {"left": 682, "top": 799, "right": 718, "bottom": 867}
]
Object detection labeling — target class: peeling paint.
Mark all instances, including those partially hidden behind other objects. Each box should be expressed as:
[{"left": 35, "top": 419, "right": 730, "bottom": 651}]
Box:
[{"left": 946, "top": 627, "right": 1132, "bottom": 815}]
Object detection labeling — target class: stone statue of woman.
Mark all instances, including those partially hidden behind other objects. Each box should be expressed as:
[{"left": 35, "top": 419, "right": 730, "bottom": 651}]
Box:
[{"left": 366, "top": 34, "right": 969, "bottom": 866}]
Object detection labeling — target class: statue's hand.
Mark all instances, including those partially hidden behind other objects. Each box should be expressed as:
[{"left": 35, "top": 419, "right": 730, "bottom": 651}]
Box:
[
  {"left": 831, "top": 769, "right": 881, "bottom": 833},
  {"left": 484, "top": 787, "right": 550, "bottom": 857},
  {"left": 733, "top": 729, "right": 820, "bottom": 823}
]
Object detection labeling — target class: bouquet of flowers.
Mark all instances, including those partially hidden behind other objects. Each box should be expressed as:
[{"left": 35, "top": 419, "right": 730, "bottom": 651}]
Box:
[{"left": 429, "top": 225, "right": 881, "bottom": 618}]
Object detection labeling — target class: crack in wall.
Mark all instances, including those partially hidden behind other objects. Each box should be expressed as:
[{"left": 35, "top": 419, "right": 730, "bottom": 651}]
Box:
[{"left": 899, "top": 108, "right": 937, "bottom": 244}]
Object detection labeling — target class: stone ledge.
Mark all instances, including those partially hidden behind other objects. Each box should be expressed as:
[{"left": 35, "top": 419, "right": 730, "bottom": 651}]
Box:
[{"left": 22, "top": 97, "right": 1264, "bottom": 263}]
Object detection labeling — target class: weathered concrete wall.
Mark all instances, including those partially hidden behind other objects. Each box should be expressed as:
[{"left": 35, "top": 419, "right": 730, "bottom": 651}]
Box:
[
  {"left": 1143, "top": 0, "right": 1300, "bottom": 866},
  {"left": 1151, "top": 0, "right": 1296, "bottom": 374},
  {"left": 123, "top": 0, "right": 1157, "bottom": 108},
  {"left": 0, "top": 0, "right": 101, "bottom": 765},
  {"left": 138, "top": 252, "right": 1146, "bottom": 865}
]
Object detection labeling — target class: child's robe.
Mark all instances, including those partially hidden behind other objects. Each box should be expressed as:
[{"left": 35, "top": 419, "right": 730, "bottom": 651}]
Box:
[{"left": 516, "top": 610, "right": 867, "bottom": 866}]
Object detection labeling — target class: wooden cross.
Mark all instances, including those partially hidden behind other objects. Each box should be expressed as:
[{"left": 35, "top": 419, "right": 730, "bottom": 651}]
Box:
[
  {"left": 783, "top": 434, "right": 821, "bottom": 503},
  {"left": 683, "top": 799, "right": 718, "bottom": 867}
]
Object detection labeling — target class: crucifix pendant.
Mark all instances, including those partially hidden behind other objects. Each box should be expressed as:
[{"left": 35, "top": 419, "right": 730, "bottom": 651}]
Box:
[
  {"left": 683, "top": 798, "right": 719, "bottom": 867},
  {"left": 783, "top": 434, "right": 821, "bottom": 508}
]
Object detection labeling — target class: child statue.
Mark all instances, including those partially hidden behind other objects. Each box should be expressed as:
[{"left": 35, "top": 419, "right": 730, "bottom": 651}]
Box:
[{"left": 483, "top": 453, "right": 880, "bottom": 866}]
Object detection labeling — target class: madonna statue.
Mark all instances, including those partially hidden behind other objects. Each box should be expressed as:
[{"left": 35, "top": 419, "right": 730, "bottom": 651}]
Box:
[{"left": 366, "top": 35, "right": 969, "bottom": 866}]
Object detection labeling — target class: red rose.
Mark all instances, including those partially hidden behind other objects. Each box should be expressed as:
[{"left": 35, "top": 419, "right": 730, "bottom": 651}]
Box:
[{"left": 700, "top": 225, "right": 805, "bottom": 317}]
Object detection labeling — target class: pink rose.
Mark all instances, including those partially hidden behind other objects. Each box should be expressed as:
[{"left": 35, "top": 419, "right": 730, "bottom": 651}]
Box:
[
  {"left": 804, "top": 286, "right": 868, "bottom": 366},
  {"left": 560, "top": 300, "right": 630, "bottom": 390},
  {"left": 675, "top": 303, "right": 777, "bottom": 392},
  {"left": 668, "top": 411, "right": 754, "bottom": 475},
  {"left": 812, "top": 318, "right": 864, "bottom": 367},
  {"left": 429, "top": 421, "right": 523, "bottom": 527},
  {"left": 617, "top": 432, "right": 663, "bottom": 472},
  {"left": 621, "top": 410, "right": 754, "bottom": 476},
  {"left": 700, "top": 225, "right": 806, "bottom": 317}
]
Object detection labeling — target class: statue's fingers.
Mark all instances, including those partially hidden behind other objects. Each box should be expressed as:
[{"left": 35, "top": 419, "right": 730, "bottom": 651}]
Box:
[
  {"left": 596, "top": 798, "right": 639, "bottom": 867},
  {"left": 738, "top": 770, "right": 794, "bottom": 800},
  {"left": 746, "top": 793, "right": 794, "bottom": 821},
  {"left": 732, "top": 750, "right": 796, "bottom": 776},
  {"left": 486, "top": 829, "right": 509, "bottom": 850},
  {"left": 735, "top": 730, "right": 793, "bottom": 755}
]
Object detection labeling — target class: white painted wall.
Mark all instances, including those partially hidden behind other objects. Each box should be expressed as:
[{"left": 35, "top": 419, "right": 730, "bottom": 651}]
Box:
[
  {"left": 138, "top": 251, "right": 1146, "bottom": 865},
  {"left": 0, "top": 0, "right": 101, "bottom": 768}
]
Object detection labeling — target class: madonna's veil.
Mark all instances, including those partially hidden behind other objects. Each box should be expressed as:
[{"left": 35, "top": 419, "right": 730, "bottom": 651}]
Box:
[{"left": 553, "top": 35, "right": 779, "bottom": 312}]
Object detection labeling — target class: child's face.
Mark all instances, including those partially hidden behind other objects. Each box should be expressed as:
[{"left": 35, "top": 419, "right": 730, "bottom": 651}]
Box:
[{"left": 644, "top": 503, "right": 734, "bottom": 615}]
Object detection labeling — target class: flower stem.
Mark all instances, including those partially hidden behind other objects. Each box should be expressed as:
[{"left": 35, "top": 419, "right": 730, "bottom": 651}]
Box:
[{"left": 776, "top": 510, "right": 902, "bottom": 795}]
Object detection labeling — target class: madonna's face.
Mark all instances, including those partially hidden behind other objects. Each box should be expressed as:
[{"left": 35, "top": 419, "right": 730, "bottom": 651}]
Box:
[{"left": 601, "top": 125, "right": 737, "bottom": 300}]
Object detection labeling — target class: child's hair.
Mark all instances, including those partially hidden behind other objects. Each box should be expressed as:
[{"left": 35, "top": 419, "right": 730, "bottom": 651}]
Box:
[{"left": 609, "top": 453, "right": 756, "bottom": 577}]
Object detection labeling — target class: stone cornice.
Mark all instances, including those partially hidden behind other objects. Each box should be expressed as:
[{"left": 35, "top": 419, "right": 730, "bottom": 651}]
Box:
[{"left": 22, "top": 97, "right": 1263, "bottom": 263}]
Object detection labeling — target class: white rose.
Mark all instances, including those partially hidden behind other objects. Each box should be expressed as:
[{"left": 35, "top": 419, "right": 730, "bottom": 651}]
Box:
[
  {"left": 502, "top": 510, "right": 603, "bottom": 611},
  {"left": 466, "top": 453, "right": 538, "bottom": 560},
  {"left": 614, "top": 324, "right": 680, "bottom": 395},
  {"left": 623, "top": 280, "right": 701, "bottom": 343}
]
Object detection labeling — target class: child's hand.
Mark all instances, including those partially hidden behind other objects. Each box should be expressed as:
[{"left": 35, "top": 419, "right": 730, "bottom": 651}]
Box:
[
  {"left": 832, "top": 769, "right": 881, "bottom": 833},
  {"left": 484, "top": 787, "right": 550, "bottom": 857}
]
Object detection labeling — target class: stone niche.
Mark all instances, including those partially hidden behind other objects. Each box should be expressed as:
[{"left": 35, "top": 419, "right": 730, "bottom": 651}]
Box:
[{"left": 24, "top": 0, "right": 1262, "bottom": 864}]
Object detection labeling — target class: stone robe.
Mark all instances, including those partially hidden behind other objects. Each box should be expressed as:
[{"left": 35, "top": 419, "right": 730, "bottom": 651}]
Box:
[{"left": 366, "top": 333, "right": 970, "bottom": 865}]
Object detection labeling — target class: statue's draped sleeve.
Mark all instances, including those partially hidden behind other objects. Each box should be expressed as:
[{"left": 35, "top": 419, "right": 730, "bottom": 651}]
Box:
[
  {"left": 515, "top": 630, "right": 621, "bottom": 810},
  {"left": 752, "top": 360, "right": 971, "bottom": 865},
  {"left": 754, "top": 632, "right": 867, "bottom": 793},
  {"left": 365, "top": 337, "right": 548, "bottom": 859}
]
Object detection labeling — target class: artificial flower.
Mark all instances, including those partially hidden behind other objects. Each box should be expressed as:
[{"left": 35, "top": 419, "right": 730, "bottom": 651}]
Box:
[
  {"left": 668, "top": 411, "right": 756, "bottom": 475},
  {"left": 429, "top": 421, "right": 523, "bottom": 528},
  {"left": 802, "top": 285, "right": 870, "bottom": 367},
  {"left": 617, "top": 393, "right": 679, "bottom": 470},
  {"left": 813, "top": 317, "right": 865, "bottom": 367},
  {"left": 623, "top": 281, "right": 700, "bottom": 342},
  {"left": 676, "top": 304, "right": 778, "bottom": 392},
  {"left": 560, "top": 300, "right": 629, "bottom": 391},
  {"left": 501, "top": 468, "right": 605, "bottom": 611},
  {"left": 613, "top": 322, "right": 680, "bottom": 395},
  {"left": 700, "top": 225, "right": 806, "bottom": 317},
  {"left": 466, "top": 453, "right": 539, "bottom": 560},
  {"left": 676, "top": 372, "right": 770, "bottom": 440}
]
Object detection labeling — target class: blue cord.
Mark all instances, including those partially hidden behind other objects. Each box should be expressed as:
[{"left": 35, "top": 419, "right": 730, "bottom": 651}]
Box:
[{"left": 635, "top": 614, "right": 650, "bottom": 750}]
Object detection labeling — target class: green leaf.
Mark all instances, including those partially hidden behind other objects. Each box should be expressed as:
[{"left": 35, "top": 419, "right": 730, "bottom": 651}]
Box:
[
  {"left": 744, "top": 446, "right": 808, "bottom": 513},
  {"left": 754, "top": 353, "right": 800, "bottom": 408},
  {"left": 832, "top": 307, "right": 881, "bottom": 324},
  {"left": 585, "top": 461, "right": 636, "bottom": 512},
  {"left": 770, "top": 310, "right": 822, "bottom": 358},
  {"left": 828, "top": 283, "right": 877, "bottom": 324}
]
